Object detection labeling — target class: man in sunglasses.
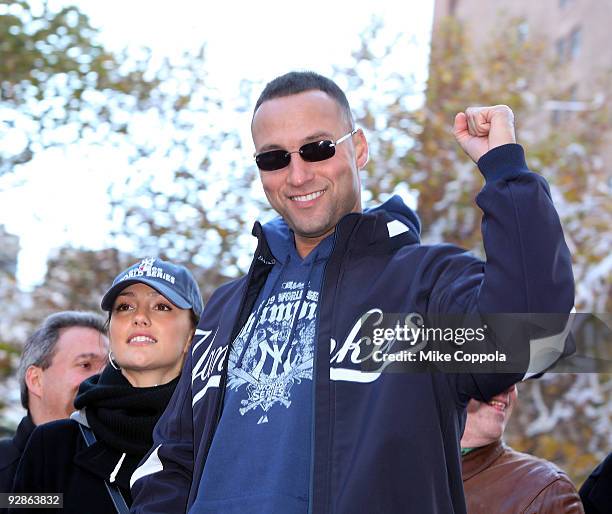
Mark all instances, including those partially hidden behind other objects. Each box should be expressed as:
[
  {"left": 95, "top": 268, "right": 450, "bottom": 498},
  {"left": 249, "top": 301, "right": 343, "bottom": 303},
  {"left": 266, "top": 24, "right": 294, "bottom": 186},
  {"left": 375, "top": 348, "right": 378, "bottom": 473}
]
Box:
[{"left": 131, "top": 72, "right": 574, "bottom": 514}]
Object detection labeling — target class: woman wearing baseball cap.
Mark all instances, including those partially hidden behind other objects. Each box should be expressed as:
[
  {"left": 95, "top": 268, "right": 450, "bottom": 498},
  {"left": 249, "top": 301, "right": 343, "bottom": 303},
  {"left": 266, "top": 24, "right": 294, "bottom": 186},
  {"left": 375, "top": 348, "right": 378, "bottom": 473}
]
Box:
[{"left": 10, "top": 258, "right": 203, "bottom": 514}]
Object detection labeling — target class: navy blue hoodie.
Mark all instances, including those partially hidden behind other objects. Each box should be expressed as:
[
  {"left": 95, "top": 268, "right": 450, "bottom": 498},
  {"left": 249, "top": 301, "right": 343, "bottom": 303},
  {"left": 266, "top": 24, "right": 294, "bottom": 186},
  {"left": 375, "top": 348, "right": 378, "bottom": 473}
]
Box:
[
  {"left": 190, "top": 227, "right": 333, "bottom": 513},
  {"left": 130, "top": 144, "right": 574, "bottom": 514}
]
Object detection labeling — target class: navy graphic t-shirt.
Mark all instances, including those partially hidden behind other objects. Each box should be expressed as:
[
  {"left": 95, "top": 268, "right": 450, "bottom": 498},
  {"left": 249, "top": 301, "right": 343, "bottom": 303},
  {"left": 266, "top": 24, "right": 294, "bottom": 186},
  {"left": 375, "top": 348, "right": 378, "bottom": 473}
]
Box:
[{"left": 189, "top": 230, "right": 333, "bottom": 514}]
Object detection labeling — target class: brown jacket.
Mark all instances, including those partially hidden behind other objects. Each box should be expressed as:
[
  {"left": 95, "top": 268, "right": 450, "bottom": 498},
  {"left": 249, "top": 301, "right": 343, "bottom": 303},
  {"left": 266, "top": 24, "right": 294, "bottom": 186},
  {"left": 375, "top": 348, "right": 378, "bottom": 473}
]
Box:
[{"left": 462, "top": 441, "right": 584, "bottom": 514}]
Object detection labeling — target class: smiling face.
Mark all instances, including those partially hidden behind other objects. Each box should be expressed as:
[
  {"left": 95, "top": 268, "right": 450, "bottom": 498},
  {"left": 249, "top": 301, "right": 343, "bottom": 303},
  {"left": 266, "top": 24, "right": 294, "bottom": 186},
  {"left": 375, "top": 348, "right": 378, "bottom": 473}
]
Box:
[
  {"left": 461, "top": 385, "right": 518, "bottom": 449},
  {"left": 109, "top": 283, "right": 195, "bottom": 387},
  {"left": 252, "top": 90, "right": 368, "bottom": 257}
]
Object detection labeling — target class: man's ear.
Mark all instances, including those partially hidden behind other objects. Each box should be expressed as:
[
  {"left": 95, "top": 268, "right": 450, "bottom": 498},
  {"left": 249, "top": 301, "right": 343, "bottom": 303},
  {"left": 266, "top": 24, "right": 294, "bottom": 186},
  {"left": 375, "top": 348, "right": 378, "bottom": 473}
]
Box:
[
  {"left": 25, "top": 365, "right": 44, "bottom": 400},
  {"left": 354, "top": 128, "right": 369, "bottom": 169}
]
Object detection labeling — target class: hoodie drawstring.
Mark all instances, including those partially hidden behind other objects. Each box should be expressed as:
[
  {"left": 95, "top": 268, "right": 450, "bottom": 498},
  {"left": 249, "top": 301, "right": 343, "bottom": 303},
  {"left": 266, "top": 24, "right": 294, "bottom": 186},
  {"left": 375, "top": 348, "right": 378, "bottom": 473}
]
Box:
[
  {"left": 236, "top": 255, "right": 289, "bottom": 369},
  {"left": 279, "top": 248, "right": 319, "bottom": 365},
  {"left": 236, "top": 247, "right": 320, "bottom": 370}
]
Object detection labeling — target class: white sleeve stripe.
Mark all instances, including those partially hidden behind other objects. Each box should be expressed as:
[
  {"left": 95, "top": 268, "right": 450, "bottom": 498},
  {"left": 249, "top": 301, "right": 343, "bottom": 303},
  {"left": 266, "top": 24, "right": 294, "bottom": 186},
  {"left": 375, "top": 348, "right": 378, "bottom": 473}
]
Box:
[
  {"left": 130, "top": 444, "right": 163, "bottom": 489},
  {"left": 330, "top": 367, "right": 381, "bottom": 383},
  {"left": 387, "top": 220, "right": 409, "bottom": 238},
  {"left": 523, "top": 309, "right": 575, "bottom": 379},
  {"left": 192, "top": 374, "right": 221, "bottom": 407}
]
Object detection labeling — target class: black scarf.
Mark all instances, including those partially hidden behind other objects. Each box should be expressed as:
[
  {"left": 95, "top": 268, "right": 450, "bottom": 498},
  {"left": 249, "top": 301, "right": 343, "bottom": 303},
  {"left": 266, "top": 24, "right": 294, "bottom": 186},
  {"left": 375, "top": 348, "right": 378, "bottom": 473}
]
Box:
[{"left": 74, "top": 364, "right": 179, "bottom": 455}]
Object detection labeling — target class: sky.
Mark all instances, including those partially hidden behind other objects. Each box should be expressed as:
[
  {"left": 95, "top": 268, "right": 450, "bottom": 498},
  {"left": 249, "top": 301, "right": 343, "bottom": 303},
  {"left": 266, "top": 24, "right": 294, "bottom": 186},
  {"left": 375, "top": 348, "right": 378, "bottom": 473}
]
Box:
[{"left": 0, "top": 0, "right": 435, "bottom": 289}]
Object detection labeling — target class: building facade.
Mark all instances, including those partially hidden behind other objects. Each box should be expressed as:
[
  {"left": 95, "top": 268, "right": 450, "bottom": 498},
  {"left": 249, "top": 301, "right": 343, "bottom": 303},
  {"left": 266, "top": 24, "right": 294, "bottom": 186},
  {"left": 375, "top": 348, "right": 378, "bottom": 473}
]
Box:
[{"left": 432, "top": 0, "right": 612, "bottom": 166}]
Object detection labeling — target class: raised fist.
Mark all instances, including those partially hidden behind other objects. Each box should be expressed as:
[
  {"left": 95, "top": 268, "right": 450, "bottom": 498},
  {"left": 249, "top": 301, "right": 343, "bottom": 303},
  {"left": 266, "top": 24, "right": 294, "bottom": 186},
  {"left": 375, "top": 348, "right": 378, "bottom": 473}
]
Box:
[{"left": 453, "top": 105, "right": 516, "bottom": 163}]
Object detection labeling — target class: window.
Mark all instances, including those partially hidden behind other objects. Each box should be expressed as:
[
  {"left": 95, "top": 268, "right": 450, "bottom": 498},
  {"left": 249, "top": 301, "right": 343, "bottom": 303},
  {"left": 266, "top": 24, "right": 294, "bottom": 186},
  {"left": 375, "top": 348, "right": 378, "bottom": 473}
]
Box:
[
  {"left": 517, "top": 22, "right": 529, "bottom": 43},
  {"left": 556, "top": 37, "right": 566, "bottom": 61},
  {"left": 555, "top": 26, "right": 582, "bottom": 63},
  {"left": 568, "top": 26, "right": 581, "bottom": 60}
]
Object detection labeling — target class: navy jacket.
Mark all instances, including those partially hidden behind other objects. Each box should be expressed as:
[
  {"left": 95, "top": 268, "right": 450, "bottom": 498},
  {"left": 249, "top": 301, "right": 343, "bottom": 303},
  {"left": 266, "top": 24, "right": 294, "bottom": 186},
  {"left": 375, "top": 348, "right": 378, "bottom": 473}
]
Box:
[
  {"left": 9, "top": 419, "right": 131, "bottom": 514},
  {"left": 579, "top": 452, "right": 612, "bottom": 514},
  {"left": 0, "top": 416, "right": 34, "bottom": 494},
  {"left": 130, "top": 144, "right": 574, "bottom": 514}
]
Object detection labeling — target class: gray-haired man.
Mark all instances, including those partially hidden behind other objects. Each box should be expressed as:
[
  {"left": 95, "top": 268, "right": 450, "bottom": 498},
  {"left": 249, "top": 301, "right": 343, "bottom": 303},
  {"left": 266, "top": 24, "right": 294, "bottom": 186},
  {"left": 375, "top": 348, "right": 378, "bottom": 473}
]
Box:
[{"left": 0, "top": 311, "right": 109, "bottom": 492}]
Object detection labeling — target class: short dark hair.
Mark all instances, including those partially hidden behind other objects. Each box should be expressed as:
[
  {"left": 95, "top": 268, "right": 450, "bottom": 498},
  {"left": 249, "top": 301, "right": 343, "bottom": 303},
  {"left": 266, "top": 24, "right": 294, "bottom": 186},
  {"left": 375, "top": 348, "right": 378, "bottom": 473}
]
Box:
[
  {"left": 253, "top": 71, "right": 354, "bottom": 128},
  {"left": 18, "top": 311, "right": 107, "bottom": 410}
]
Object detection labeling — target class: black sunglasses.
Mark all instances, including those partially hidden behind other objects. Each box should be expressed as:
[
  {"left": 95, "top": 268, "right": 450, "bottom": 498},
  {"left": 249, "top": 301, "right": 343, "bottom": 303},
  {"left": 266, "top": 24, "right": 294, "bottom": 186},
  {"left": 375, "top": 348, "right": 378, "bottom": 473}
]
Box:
[{"left": 254, "top": 129, "right": 357, "bottom": 171}]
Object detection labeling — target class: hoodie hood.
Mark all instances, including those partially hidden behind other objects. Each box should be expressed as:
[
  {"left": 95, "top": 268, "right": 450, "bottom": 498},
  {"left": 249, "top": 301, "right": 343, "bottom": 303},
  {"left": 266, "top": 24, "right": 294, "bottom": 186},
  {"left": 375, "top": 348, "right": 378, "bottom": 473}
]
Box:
[
  {"left": 365, "top": 194, "right": 421, "bottom": 244},
  {"left": 260, "top": 194, "right": 421, "bottom": 257},
  {"left": 260, "top": 216, "right": 296, "bottom": 265}
]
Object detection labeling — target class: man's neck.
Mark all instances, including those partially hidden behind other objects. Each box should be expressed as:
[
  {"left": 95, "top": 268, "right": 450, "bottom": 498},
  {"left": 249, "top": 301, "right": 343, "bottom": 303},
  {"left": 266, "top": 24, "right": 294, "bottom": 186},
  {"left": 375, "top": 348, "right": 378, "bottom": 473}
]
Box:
[
  {"left": 295, "top": 231, "right": 334, "bottom": 259},
  {"left": 460, "top": 437, "right": 500, "bottom": 450},
  {"left": 28, "top": 403, "right": 52, "bottom": 426}
]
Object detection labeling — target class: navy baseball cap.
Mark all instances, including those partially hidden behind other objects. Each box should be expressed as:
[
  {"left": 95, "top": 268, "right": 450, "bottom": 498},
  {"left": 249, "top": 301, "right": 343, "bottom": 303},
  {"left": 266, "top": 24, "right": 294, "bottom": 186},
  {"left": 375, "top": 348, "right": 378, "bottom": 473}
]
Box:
[{"left": 101, "top": 258, "right": 204, "bottom": 319}]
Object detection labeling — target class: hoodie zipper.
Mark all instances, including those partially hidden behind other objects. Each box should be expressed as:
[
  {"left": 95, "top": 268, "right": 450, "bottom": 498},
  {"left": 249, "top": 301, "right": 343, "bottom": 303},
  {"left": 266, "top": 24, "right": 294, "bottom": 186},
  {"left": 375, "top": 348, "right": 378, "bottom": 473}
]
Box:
[
  {"left": 307, "top": 232, "right": 340, "bottom": 514},
  {"left": 308, "top": 215, "right": 363, "bottom": 514}
]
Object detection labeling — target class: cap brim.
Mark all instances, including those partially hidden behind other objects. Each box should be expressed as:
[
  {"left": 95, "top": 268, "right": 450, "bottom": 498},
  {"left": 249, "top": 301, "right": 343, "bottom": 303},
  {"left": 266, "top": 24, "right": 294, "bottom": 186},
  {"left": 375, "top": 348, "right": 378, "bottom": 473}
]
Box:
[{"left": 100, "top": 278, "right": 192, "bottom": 312}]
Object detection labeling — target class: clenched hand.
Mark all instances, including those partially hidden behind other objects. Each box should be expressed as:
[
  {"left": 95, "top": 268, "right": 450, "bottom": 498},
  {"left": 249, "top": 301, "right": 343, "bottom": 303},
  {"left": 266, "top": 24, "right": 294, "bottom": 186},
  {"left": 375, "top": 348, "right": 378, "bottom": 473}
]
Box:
[{"left": 453, "top": 105, "right": 516, "bottom": 163}]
